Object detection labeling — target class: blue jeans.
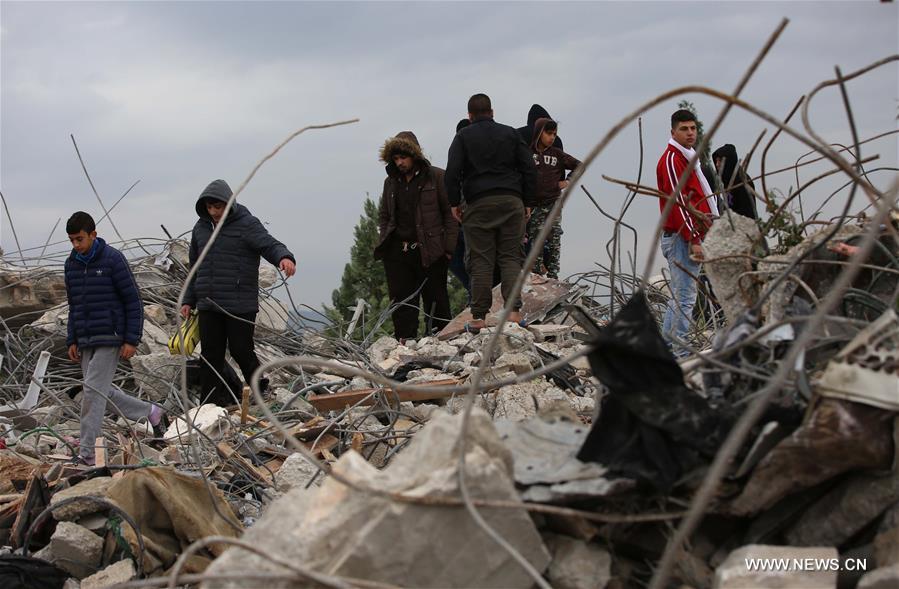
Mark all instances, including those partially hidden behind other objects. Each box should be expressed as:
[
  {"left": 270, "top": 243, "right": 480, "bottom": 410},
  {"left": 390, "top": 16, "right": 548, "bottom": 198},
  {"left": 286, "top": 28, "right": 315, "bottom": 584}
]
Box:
[{"left": 661, "top": 233, "right": 700, "bottom": 356}]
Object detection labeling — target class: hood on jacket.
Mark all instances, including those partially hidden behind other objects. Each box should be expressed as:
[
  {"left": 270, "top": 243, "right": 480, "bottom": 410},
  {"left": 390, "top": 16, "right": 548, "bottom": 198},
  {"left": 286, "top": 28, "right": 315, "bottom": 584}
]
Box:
[
  {"left": 456, "top": 119, "right": 470, "bottom": 133},
  {"left": 527, "top": 104, "right": 552, "bottom": 127},
  {"left": 531, "top": 117, "right": 557, "bottom": 149},
  {"left": 195, "top": 179, "right": 234, "bottom": 219},
  {"left": 380, "top": 131, "right": 430, "bottom": 176},
  {"left": 712, "top": 144, "right": 739, "bottom": 187},
  {"left": 519, "top": 104, "right": 562, "bottom": 150}
]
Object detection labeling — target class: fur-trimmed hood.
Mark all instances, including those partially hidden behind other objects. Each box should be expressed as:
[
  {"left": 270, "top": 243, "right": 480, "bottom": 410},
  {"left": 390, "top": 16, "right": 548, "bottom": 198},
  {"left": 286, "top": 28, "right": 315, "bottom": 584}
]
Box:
[{"left": 380, "top": 131, "right": 427, "bottom": 167}]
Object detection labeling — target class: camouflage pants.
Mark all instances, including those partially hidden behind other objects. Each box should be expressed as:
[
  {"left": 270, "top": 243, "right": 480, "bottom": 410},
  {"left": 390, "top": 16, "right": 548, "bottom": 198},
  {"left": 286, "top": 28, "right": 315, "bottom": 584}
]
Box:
[{"left": 526, "top": 203, "right": 563, "bottom": 279}]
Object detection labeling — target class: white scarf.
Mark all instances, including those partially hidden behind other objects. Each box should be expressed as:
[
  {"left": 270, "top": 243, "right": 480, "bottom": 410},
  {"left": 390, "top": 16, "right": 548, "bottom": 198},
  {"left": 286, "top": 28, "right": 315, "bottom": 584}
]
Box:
[{"left": 668, "top": 138, "right": 719, "bottom": 218}]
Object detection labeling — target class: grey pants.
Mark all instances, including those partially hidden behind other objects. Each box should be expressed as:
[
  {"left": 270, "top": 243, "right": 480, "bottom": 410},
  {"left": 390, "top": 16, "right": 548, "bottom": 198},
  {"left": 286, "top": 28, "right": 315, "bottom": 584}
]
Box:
[
  {"left": 462, "top": 194, "right": 526, "bottom": 319},
  {"left": 80, "top": 346, "right": 153, "bottom": 460}
]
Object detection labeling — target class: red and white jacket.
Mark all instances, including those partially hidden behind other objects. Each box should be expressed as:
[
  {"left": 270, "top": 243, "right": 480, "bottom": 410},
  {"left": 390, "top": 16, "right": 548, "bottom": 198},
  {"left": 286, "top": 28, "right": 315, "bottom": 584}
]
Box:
[{"left": 656, "top": 140, "right": 713, "bottom": 245}]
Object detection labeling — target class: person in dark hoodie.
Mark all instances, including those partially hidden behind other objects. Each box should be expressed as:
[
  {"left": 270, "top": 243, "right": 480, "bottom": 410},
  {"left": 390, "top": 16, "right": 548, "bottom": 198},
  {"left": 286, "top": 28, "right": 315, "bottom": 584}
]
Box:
[
  {"left": 374, "top": 131, "right": 458, "bottom": 341},
  {"left": 64, "top": 211, "right": 166, "bottom": 464},
  {"left": 181, "top": 180, "right": 296, "bottom": 405},
  {"left": 517, "top": 104, "right": 564, "bottom": 150},
  {"left": 527, "top": 118, "right": 581, "bottom": 279},
  {"left": 712, "top": 144, "right": 759, "bottom": 220},
  {"left": 447, "top": 119, "right": 472, "bottom": 297}
]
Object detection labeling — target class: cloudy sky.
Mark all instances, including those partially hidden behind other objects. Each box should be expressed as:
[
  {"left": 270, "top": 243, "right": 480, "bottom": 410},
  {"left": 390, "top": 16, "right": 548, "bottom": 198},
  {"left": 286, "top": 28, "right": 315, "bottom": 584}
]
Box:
[{"left": 2, "top": 1, "right": 896, "bottom": 313}]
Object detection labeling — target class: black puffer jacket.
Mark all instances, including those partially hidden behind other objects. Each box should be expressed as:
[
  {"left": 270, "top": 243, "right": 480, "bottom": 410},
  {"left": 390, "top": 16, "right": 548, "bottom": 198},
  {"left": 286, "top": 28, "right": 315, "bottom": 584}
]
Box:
[{"left": 184, "top": 180, "right": 295, "bottom": 314}]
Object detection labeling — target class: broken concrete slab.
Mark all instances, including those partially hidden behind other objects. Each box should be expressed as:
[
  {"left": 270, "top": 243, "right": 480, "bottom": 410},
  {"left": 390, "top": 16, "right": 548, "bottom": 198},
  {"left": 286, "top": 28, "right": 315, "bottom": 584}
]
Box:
[
  {"left": 437, "top": 274, "right": 577, "bottom": 340},
  {"left": 274, "top": 452, "right": 323, "bottom": 492},
  {"left": 703, "top": 210, "right": 763, "bottom": 325},
  {"left": 544, "top": 533, "right": 612, "bottom": 589},
  {"left": 129, "top": 352, "right": 182, "bottom": 402},
  {"left": 714, "top": 545, "right": 838, "bottom": 589},
  {"left": 858, "top": 564, "right": 899, "bottom": 589},
  {"left": 494, "top": 351, "right": 535, "bottom": 375},
  {"left": 786, "top": 470, "right": 899, "bottom": 547},
  {"left": 163, "top": 404, "right": 231, "bottom": 443},
  {"left": 527, "top": 323, "right": 573, "bottom": 343},
  {"left": 492, "top": 383, "right": 538, "bottom": 421},
  {"left": 143, "top": 303, "right": 168, "bottom": 326},
  {"left": 367, "top": 336, "right": 399, "bottom": 364},
  {"left": 0, "top": 267, "right": 67, "bottom": 329},
  {"left": 729, "top": 399, "right": 893, "bottom": 516},
  {"left": 138, "top": 320, "right": 170, "bottom": 356},
  {"left": 80, "top": 559, "right": 135, "bottom": 589},
  {"left": 50, "top": 476, "right": 115, "bottom": 521},
  {"left": 49, "top": 521, "right": 103, "bottom": 579},
  {"left": 205, "top": 409, "right": 549, "bottom": 588}
]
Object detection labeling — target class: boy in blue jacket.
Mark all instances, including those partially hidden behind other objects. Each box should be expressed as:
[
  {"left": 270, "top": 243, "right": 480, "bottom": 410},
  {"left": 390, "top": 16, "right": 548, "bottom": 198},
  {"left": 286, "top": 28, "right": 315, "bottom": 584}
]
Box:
[{"left": 64, "top": 212, "right": 165, "bottom": 464}]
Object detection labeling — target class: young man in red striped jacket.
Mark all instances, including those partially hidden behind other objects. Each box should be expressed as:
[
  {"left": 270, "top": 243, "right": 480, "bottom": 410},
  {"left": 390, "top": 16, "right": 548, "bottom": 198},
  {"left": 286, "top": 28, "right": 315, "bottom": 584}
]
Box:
[{"left": 655, "top": 109, "right": 718, "bottom": 357}]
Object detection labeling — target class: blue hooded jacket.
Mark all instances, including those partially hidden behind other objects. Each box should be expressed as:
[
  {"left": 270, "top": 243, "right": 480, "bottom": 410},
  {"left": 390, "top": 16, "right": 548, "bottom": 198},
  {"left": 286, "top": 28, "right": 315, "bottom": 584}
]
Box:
[{"left": 64, "top": 237, "right": 144, "bottom": 348}]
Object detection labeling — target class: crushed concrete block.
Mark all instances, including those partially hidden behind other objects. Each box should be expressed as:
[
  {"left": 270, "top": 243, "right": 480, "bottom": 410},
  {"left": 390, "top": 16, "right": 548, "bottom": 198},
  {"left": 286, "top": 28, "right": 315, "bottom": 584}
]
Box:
[
  {"left": 494, "top": 352, "right": 534, "bottom": 375},
  {"left": 858, "top": 564, "right": 899, "bottom": 589},
  {"left": 49, "top": 522, "right": 103, "bottom": 579},
  {"left": 368, "top": 336, "right": 399, "bottom": 363},
  {"left": 50, "top": 477, "right": 115, "bottom": 521},
  {"left": 493, "top": 383, "right": 538, "bottom": 421},
  {"left": 81, "top": 559, "right": 135, "bottom": 589},
  {"left": 28, "top": 304, "right": 68, "bottom": 339},
  {"left": 138, "top": 320, "right": 170, "bottom": 355},
  {"left": 532, "top": 384, "right": 570, "bottom": 413},
  {"left": 275, "top": 453, "right": 323, "bottom": 492},
  {"left": 63, "top": 578, "right": 80, "bottom": 589},
  {"left": 713, "top": 545, "right": 838, "bottom": 589},
  {"left": 462, "top": 352, "right": 481, "bottom": 366},
  {"left": 164, "top": 403, "right": 230, "bottom": 443},
  {"left": 568, "top": 394, "right": 595, "bottom": 415},
  {"left": 527, "top": 324, "right": 572, "bottom": 343},
  {"left": 447, "top": 393, "right": 490, "bottom": 416},
  {"left": 544, "top": 533, "right": 611, "bottom": 589},
  {"left": 129, "top": 352, "right": 181, "bottom": 402},
  {"left": 256, "top": 297, "right": 291, "bottom": 333},
  {"left": 411, "top": 404, "right": 442, "bottom": 422},
  {"left": 258, "top": 263, "right": 278, "bottom": 288},
  {"left": 0, "top": 268, "right": 67, "bottom": 329},
  {"left": 206, "top": 408, "right": 549, "bottom": 588},
  {"left": 787, "top": 471, "right": 899, "bottom": 547},
  {"left": 703, "top": 210, "right": 763, "bottom": 325},
  {"left": 143, "top": 303, "right": 168, "bottom": 326}
]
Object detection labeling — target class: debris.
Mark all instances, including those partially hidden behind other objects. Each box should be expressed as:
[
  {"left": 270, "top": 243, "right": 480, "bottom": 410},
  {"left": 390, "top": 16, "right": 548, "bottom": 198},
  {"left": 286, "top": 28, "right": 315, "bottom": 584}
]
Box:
[
  {"left": 47, "top": 521, "right": 103, "bottom": 579},
  {"left": 163, "top": 404, "right": 231, "bottom": 443},
  {"left": 274, "top": 453, "right": 322, "bottom": 492},
  {"left": 49, "top": 477, "right": 115, "bottom": 522},
  {"left": 80, "top": 559, "right": 135, "bottom": 589},
  {"left": 858, "top": 564, "right": 899, "bottom": 589},
  {"left": 543, "top": 533, "right": 612, "bottom": 589},
  {"left": 702, "top": 210, "right": 763, "bottom": 325}
]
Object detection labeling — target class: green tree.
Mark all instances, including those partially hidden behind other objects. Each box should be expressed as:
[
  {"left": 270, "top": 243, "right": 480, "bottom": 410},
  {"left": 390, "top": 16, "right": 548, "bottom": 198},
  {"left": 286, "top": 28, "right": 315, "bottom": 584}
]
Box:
[
  {"left": 325, "top": 196, "right": 467, "bottom": 341},
  {"left": 325, "top": 196, "right": 393, "bottom": 340}
]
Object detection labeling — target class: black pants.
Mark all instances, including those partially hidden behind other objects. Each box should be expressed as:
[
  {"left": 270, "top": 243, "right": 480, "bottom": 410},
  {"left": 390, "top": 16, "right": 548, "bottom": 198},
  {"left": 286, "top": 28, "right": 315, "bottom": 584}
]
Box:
[
  {"left": 198, "top": 310, "right": 260, "bottom": 405},
  {"left": 382, "top": 239, "right": 451, "bottom": 339}
]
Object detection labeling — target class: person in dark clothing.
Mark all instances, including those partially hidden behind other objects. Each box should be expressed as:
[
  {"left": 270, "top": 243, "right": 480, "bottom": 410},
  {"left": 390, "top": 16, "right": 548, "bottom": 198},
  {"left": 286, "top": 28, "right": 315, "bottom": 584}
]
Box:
[
  {"left": 448, "top": 119, "right": 471, "bottom": 296},
  {"left": 517, "top": 104, "right": 564, "bottom": 150},
  {"left": 374, "top": 132, "right": 458, "bottom": 341},
  {"left": 526, "top": 118, "right": 581, "bottom": 279},
  {"left": 182, "top": 179, "right": 296, "bottom": 405},
  {"left": 712, "top": 144, "right": 759, "bottom": 220},
  {"left": 445, "top": 93, "right": 538, "bottom": 333},
  {"left": 64, "top": 211, "right": 165, "bottom": 464}
]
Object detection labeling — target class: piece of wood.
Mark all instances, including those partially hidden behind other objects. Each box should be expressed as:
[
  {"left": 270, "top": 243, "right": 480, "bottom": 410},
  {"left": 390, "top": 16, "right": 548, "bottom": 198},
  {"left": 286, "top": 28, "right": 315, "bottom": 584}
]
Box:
[
  {"left": 306, "top": 379, "right": 460, "bottom": 412},
  {"left": 94, "top": 437, "right": 107, "bottom": 468},
  {"left": 215, "top": 442, "right": 271, "bottom": 484},
  {"left": 240, "top": 386, "right": 250, "bottom": 425}
]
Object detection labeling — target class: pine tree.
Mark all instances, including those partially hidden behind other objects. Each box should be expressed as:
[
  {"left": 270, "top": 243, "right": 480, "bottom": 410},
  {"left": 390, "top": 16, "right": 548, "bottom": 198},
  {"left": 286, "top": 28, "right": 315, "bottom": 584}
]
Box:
[
  {"left": 325, "top": 196, "right": 393, "bottom": 339},
  {"left": 325, "top": 196, "right": 467, "bottom": 341}
]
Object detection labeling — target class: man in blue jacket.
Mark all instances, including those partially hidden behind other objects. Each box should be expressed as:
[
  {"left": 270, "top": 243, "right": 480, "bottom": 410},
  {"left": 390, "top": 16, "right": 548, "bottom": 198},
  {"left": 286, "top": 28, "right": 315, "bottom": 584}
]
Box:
[
  {"left": 181, "top": 179, "right": 296, "bottom": 405},
  {"left": 64, "top": 212, "right": 165, "bottom": 465}
]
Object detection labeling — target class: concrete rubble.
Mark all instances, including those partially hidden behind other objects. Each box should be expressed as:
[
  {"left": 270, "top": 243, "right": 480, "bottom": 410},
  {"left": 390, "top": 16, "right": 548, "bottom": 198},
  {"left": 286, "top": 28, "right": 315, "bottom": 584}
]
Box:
[{"left": 1, "top": 194, "right": 897, "bottom": 589}]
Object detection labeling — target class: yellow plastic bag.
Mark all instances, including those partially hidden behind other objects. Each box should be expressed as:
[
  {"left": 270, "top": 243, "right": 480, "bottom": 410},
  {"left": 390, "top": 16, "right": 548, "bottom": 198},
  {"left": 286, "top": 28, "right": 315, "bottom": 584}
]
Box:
[{"left": 168, "top": 312, "right": 200, "bottom": 356}]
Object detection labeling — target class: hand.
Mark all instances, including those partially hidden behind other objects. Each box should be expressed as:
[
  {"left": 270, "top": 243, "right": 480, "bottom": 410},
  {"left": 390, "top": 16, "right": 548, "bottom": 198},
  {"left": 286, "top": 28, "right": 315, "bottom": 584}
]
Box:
[
  {"left": 180, "top": 304, "right": 192, "bottom": 319},
  {"left": 120, "top": 343, "right": 137, "bottom": 360},
  {"left": 828, "top": 242, "right": 859, "bottom": 257},
  {"left": 558, "top": 180, "right": 570, "bottom": 190},
  {"left": 279, "top": 258, "right": 296, "bottom": 278},
  {"left": 67, "top": 344, "right": 80, "bottom": 363},
  {"left": 690, "top": 244, "right": 704, "bottom": 262},
  {"left": 446, "top": 253, "right": 453, "bottom": 261},
  {"left": 525, "top": 207, "right": 532, "bottom": 221},
  {"left": 451, "top": 207, "right": 463, "bottom": 223}
]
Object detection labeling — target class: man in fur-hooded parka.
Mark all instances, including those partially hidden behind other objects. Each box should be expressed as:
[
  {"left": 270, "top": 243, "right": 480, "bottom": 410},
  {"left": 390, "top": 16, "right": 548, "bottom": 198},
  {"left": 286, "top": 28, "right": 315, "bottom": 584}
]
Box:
[{"left": 374, "top": 131, "right": 458, "bottom": 340}]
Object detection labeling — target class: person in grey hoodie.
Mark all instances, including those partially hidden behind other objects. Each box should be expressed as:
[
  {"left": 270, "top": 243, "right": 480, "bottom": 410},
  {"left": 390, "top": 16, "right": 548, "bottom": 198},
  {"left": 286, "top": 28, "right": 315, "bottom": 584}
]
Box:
[{"left": 182, "top": 179, "right": 296, "bottom": 405}]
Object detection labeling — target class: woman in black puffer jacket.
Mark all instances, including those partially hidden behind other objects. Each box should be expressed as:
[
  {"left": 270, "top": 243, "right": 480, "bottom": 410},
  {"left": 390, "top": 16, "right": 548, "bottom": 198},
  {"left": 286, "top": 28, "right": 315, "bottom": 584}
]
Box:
[{"left": 182, "top": 179, "right": 296, "bottom": 405}]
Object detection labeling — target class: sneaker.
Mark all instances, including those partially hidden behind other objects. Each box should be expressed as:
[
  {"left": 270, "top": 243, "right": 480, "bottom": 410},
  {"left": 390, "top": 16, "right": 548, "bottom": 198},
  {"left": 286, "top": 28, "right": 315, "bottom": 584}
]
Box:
[{"left": 148, "top": 405, "right": 169, "bottom": 438}]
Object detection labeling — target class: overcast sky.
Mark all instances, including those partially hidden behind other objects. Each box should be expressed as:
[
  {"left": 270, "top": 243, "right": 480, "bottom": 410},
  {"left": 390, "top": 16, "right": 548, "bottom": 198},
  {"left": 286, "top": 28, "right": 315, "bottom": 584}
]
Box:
[{"left": 2, "top": 1, "right": 896, "bottom": 313}]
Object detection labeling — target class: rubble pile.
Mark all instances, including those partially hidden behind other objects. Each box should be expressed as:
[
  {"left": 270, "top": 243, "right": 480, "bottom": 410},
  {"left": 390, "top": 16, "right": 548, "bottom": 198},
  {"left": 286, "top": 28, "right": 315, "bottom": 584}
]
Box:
[{"left": 0, "top": 212, "right": 896, "bottom": 589}]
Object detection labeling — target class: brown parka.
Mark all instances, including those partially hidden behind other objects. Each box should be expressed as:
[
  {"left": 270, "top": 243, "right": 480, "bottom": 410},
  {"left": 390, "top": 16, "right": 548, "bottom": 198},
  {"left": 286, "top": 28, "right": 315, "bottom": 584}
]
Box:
[{"left": 374, "top": 132, "right": 458, "bottom": 268}]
